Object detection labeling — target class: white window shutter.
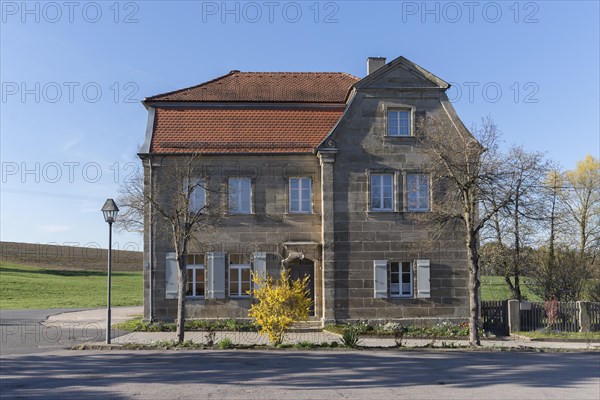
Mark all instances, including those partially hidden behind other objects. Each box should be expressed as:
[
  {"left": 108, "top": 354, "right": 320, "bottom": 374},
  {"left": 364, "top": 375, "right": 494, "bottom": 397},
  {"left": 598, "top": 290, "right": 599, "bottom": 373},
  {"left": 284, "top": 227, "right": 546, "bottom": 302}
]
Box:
[
  {"left": 373, "top": 260, "right": 388, "bottom": 298},
  {"left": 206, "top": 252, "right": 226, "bottom": 299},
  {"left": 416, "top": 259, "right": 431, "bottom": 298},
  {"left": 253, "top": 252, "right": 267, "bottom": 278},
  {"left": 165, "top": 252, "right": 179, "bottom": 299}
]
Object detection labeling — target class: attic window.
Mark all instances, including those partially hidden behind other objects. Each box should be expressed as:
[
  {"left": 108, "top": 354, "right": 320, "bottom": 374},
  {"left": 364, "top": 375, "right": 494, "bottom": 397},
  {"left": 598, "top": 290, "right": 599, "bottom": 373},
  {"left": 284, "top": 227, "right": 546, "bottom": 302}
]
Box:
[{"left": 387, "top": 110, "right": 411, "bottom": 136}]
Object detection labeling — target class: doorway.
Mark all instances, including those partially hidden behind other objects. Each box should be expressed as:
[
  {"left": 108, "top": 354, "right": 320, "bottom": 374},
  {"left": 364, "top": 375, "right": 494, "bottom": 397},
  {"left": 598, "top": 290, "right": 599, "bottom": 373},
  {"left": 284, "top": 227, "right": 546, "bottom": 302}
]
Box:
[{"left": 288, "top": 258, "right": 315, "bottom": 316}]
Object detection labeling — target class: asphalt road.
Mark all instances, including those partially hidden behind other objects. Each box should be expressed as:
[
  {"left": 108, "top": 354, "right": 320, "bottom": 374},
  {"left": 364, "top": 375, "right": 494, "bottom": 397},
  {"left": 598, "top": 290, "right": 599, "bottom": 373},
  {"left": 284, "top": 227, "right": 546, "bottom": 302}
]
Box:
[
  {"left": 0, "top": 308, "right": 102, "bottom": 355},
  {"left": 1, "top": 350, "right": 599, "bottom": 399}
]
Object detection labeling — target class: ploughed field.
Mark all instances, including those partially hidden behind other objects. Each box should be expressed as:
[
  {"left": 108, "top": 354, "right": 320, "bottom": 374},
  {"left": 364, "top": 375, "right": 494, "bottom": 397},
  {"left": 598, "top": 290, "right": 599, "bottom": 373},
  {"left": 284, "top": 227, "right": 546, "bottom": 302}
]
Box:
[{"left": 0, "top": 241, "right": 143, "bottom": 309}]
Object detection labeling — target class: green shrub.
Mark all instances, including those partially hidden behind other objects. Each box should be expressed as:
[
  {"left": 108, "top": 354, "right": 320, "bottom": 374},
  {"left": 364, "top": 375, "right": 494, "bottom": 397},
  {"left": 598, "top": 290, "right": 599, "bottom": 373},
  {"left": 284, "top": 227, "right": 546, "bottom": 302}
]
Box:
[
  {"left": 114, "top": 318, "right": 259, "bottom": 332},
  {"left": 582, "top": 279, "right": 600, "bottom": 302},
  {"left": 294, "top": 341, "right": 314, "bottom": 349},
  {"left": 325, "top": 320, "right": 482, "bottom": 339},
  {"left": 217, "top": 338, "right": 233, "bottom": 349},
  {"left": 341, "top": 325, "right": 362, "bottom": 348},
  {"left": 149, "top": 339, "right": 203, "bottom": 349}
]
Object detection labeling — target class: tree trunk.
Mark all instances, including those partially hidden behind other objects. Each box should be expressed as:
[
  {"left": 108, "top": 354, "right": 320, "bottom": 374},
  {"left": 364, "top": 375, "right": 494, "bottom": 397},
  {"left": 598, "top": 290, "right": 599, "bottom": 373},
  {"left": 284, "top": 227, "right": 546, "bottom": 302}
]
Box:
[
  {"left": 512, "top": 193, "right": 522, "bottom": 301},
  {"left": 466, "top": 230, "right": 481, "bottom": 346},
  {"left": 504, "top": 274, "right": 519, "bottom": 300},
  {"left": 176, "top": 257, "right": 187, "bottom": 343},
  {"left": 579, "top": 215, "right": 587, "bottom": 261}
]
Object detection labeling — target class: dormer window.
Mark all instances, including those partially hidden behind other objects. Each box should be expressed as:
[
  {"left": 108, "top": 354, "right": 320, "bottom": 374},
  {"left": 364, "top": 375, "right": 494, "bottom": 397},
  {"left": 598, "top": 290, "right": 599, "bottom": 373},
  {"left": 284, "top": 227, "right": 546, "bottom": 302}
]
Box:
[{"left": 387, "top": 110, "right": 411, "bottom": 136}]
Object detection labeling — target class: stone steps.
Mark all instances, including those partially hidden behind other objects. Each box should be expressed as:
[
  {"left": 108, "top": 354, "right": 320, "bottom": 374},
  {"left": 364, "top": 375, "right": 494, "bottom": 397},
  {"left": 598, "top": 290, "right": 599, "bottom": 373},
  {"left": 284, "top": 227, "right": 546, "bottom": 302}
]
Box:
[{"left": 289, "top": 320, "right": 323, "bottom": 332}]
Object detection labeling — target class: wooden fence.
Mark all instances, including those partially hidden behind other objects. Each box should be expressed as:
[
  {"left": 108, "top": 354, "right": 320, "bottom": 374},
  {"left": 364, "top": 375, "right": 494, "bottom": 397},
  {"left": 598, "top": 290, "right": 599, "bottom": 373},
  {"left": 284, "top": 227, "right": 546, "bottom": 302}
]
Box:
[
  {"left": 481, "top": 300, "right": 508, "bottom": 336},
  {"left": 589, "top": 302, "right": 600, "bottom": 331},
  {"left": 519, "top": 301, "right": 579, "bottom": 332},
  {"left": 481, "top": 300, "right": 600, "bottom": 335}
]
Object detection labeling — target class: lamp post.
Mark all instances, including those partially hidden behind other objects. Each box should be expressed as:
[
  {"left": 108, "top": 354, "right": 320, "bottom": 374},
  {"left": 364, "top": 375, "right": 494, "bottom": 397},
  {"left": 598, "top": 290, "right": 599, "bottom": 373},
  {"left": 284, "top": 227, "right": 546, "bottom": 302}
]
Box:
[{"left": 101, "top": 198, "right": 119, "bottom": 344}]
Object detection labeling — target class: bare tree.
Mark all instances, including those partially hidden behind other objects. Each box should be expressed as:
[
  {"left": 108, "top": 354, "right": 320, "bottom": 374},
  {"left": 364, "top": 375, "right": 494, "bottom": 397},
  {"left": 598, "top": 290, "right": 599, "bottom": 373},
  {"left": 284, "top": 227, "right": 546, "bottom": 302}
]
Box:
[
  {"left": 481, "top": 147, "right": 552, "bottom": 300},
  {"left": 142, "top": 154, "right": 222, "bottom": 343},
  {"left": 418, "top": 115, "right": 513, "bottom": 346},
  {"left": 526, "top": 158, "right": 599, "bottom": 302},
  {"left": 562, "top": 155, "right": 600, "bottom": 262},
  {"left": 115, "top": 171, "right": 144, "bottom": 234},
  {"left": 543, "top": 169, "right": 566, "bottom": 267}
]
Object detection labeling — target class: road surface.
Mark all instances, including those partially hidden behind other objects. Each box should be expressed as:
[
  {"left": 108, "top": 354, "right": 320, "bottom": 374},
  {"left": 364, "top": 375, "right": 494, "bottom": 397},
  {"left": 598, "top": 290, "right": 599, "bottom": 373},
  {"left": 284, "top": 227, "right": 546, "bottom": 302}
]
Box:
[
  {"left": 0, "top": 308, "right": 138, "bottom": 355},
  {"left": 1, "top": 350, "right": 598, "bottom": 399}
]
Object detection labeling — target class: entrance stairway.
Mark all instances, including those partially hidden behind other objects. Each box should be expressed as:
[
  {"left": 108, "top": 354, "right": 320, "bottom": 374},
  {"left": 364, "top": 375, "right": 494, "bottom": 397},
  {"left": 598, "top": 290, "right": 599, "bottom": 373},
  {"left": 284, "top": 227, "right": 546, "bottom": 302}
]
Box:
[{"left": 289, "top": 318, "right": 322, "bottom": 332}]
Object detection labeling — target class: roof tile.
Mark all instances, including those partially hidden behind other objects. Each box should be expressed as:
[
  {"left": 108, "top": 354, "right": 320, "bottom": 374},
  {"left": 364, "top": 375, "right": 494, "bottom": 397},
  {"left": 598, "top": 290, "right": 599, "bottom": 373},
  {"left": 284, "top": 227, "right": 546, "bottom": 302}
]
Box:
[
  {"left": 151, "top": 107, "right": 345, "bottom": 154},
  {"left": 146, "top": 72, "right": 359, "bottom": 103}
]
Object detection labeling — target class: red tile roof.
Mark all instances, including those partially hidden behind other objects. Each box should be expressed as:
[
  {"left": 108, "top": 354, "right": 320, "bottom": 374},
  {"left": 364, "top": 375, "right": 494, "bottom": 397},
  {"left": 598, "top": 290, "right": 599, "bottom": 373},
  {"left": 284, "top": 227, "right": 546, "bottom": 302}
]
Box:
[
  {"left": 151, "top": 107, "right": 345, "bottom": 154},
  {"left": 146, "top": 71, "right": 359, "bottom": 103}
]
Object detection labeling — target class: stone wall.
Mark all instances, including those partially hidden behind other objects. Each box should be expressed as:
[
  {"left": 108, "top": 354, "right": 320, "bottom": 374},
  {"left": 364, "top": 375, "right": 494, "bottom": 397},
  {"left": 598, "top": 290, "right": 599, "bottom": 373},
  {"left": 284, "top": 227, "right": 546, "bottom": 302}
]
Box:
[
  {"left": 142, "top": 63, "right": 472, "bottom": 324},
  {"left": 328, "top": 86, "right": 470, "bottom": 321},
  {"left": 143, "top": 155, "right": 323, "bottom": 321}
]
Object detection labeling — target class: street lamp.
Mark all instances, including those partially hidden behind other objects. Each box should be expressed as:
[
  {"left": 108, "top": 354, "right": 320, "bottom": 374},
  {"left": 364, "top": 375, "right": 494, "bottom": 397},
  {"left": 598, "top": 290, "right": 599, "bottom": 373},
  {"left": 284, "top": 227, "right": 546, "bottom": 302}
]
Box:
[{"left": 101, "top": 198, "right": 119, "bottom": 344}]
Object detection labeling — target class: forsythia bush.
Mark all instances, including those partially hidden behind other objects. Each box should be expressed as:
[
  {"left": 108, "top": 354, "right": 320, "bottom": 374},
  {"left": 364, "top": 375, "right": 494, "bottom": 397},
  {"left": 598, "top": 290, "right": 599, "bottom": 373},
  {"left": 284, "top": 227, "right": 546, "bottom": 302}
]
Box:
[{"left": 248, "top": 270, "right": 311, "bottom": 345}]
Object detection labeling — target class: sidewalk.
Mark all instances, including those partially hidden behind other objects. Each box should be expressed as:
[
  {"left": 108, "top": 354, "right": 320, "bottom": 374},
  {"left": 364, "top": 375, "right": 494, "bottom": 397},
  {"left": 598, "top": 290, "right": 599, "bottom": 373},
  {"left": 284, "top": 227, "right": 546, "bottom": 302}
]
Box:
[
  {"left": 107, "top": 331, "right": 600, "bottom": 350},
  {"left": 44, "top": 306, "right": 143, "bottom": 327},
  {"left": 48, "top": 308, "right": 600, "bottom": 351}
]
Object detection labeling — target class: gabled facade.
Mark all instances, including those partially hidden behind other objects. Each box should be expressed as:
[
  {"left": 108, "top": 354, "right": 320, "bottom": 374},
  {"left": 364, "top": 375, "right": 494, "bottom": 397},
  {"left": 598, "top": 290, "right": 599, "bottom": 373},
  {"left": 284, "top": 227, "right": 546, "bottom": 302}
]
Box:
[{"left": 139, "top": 56, "right": 471, "bottom": 324}]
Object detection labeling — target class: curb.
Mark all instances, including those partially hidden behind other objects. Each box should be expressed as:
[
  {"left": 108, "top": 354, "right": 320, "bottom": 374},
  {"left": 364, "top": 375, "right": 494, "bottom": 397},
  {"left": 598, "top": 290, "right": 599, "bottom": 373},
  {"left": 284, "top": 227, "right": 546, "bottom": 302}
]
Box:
[{"left": 511, "top": 334, "right": 600, "bottom": 343}]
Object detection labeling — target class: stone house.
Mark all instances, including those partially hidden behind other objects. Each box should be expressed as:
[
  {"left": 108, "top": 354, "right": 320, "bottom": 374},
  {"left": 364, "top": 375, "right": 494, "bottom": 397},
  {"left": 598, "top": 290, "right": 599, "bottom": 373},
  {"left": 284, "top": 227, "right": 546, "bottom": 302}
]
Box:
[{"left": 138, "top": 55, "right": 471, "bottom": 324}]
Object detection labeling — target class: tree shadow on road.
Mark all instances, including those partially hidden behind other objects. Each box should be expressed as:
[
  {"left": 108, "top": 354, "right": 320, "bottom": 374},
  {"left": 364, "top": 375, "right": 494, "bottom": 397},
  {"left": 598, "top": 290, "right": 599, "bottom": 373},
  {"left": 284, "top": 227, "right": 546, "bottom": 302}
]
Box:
[{"left": 1, "top": 350, "right": 599, "bottom": 399}]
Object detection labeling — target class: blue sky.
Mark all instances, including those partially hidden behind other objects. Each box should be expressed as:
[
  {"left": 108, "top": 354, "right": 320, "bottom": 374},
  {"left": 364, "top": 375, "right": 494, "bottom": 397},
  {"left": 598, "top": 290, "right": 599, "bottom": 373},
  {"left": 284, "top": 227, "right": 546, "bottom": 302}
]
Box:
[{"left": 1, "top": 0, "right": 599, "bottom": 250}]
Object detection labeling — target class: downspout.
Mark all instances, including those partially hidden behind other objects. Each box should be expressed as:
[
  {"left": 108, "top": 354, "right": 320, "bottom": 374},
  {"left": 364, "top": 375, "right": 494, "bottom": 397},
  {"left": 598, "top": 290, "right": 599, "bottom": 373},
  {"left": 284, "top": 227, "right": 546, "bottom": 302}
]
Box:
[
  {"left": 140, "top": 105, "right": 156, "bottom": 323},
  {"left": 148, "top": 155, "right": 155, "bottom": 323}
]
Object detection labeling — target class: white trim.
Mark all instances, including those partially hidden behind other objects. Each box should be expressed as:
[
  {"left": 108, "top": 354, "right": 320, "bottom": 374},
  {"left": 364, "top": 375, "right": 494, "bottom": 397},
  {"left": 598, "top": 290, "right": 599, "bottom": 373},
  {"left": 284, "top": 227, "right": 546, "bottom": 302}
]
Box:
[
  {"left": 185, "top": 263, "right": 205, "bottom": 299},
  {"left": 370, "top": 173, "right": 394, "bottom": 211},
  {"left": 185, "top": 178, "right": 206, "bottom": 213},
  {"left": 406, "top": 173, "right": 430, "bottom": 212},
  {"left": 389, "top": 261, "right": 413, "bottom": 298},
  {"left": 228, "top": 253, "right": 252, "bottom": 298},
  {"left": 228, "top": 177, "right": 252, "bottom": 214},
  {"left": 289, "top": 177, "right": 312, "bottom": 213},
  {"left": 385, "top": 106, "right": 415, "bottom": 137},
  {"left": 228, "top": 263, "right": 252, "bottom": 297}
]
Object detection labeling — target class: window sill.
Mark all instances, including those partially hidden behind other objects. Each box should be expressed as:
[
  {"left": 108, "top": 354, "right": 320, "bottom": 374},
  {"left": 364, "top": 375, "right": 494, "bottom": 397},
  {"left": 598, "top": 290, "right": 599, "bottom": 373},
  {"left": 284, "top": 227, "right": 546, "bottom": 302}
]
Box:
[
  {"left": 390, "top": 295, "right": 414, "bottom": 299},
  {"left": 284, "top": 212, "right": 319, "bottom": 216},
  {"left": 384, "top": 135, "right": 416, "bottom": 140}
]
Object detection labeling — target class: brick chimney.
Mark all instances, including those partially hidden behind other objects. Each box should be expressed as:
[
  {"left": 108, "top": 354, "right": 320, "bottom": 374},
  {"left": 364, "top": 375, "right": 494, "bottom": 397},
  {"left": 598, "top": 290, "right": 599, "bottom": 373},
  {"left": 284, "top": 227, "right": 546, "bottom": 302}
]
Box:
[{"left": 367, "top": 57, "right": 386, "bottom": 75}]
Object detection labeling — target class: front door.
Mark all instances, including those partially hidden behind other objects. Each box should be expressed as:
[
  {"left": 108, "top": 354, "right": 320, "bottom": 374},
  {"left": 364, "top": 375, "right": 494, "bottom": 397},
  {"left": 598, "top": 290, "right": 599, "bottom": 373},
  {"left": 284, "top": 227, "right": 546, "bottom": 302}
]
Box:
[{"left": 288, "top": 259, "right": 315, "bottom": 316}]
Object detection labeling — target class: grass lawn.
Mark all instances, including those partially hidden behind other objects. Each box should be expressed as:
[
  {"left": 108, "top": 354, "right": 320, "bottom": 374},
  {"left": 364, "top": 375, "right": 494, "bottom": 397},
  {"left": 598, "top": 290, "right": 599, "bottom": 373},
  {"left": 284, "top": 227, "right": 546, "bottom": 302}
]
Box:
[
  {"left": 481, "top": 275, "right": 542, "bottom": 301},
  {"left": 0, "top": 262, "right": 143, "bottom": 309},
  {"left": 517, "top": 331, "right": 600, "bottom": 340}
]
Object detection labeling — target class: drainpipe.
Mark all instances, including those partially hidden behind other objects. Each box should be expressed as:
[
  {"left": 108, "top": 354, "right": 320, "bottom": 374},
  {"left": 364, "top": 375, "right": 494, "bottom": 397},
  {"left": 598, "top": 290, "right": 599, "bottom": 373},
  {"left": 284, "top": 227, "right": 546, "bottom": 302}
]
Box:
[{"left": 148, "top": 156, "right": 155, "bottom": 323}]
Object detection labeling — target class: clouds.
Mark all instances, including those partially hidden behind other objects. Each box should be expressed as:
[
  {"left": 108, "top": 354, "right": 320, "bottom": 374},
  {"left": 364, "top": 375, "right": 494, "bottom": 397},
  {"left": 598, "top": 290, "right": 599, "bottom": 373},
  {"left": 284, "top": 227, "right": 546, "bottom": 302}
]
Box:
[
  {"left": 38, "top": 225, "right": 72, "bottom": 233},
  {"left": 60, "top": 137, "right": 82, "bottom": 152}
]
